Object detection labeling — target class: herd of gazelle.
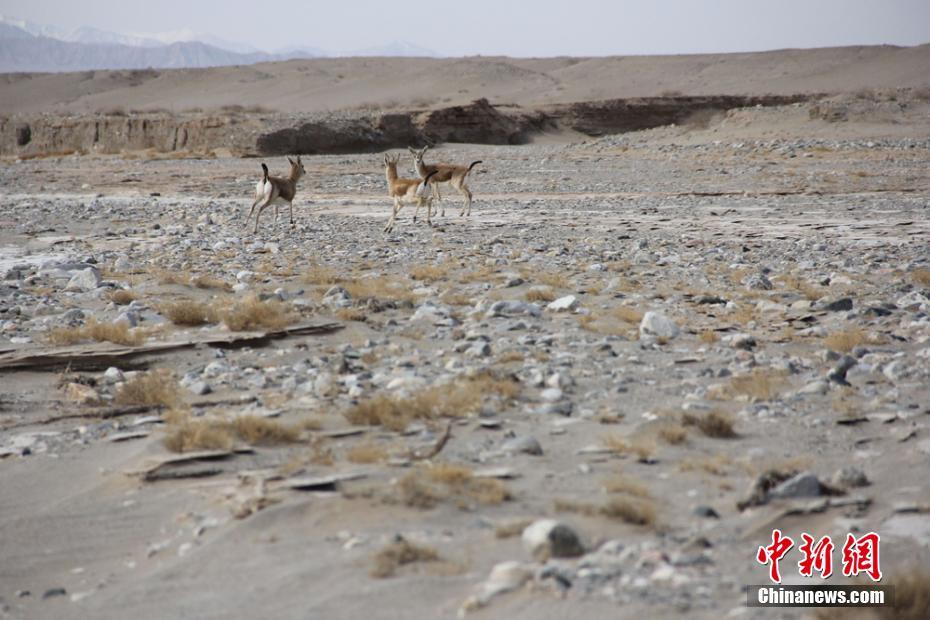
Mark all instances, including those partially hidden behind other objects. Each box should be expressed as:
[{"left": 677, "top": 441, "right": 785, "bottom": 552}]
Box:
[{"left": 244, "top": 147, "right": 481, "bottom": 234}]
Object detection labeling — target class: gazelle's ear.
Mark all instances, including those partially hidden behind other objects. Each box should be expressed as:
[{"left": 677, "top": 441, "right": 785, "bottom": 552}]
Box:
[
  {"left": 407, "top": 146, "right": 416, "bottom": 155},
  {"left": 383, "top": 154, "right": 389, "bottom": 164},
  {"left": 296, "top": 155, "right": 301, "bottom": 163},
  {"left": 421, "top": 145, "right": 429, "bottom": 154},
  {"left": 287, "top": 157, "right": 295, "bottom": 166}
]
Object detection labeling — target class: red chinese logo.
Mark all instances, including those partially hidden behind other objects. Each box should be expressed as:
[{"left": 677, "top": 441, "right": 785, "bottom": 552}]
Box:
[
  {"left": 798, "top": 533, "right": 834, "bottom": 578},
  {"left": 756, "top": 529, "right": 794, "bottom": 583},
  {"left": 841, "top": 532, "right": 882, "bottom": 582},
  {"left": 757, "top": 530, "right": 882, "bottom": 583}
]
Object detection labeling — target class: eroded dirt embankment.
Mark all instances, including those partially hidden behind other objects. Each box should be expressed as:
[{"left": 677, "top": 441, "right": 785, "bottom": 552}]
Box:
[{"left": 1, "top": 94, "right": 812, "bottom": 157}]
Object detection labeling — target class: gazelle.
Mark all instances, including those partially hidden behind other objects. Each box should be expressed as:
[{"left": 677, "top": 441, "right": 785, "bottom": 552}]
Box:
[
  {"left": 407, "top": 145, "right": 482, "bottom": 217},
  {"left": 383, "top": 153, "right": 438, "bottom": 233},
  {"left": 245, "top": 155, "right": 305, "bottom": 234}
]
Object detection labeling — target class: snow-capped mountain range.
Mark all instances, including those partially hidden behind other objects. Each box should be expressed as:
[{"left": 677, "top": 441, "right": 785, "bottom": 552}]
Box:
[{"left": 0, "top": 14, "right": 437, "bottom": 73}]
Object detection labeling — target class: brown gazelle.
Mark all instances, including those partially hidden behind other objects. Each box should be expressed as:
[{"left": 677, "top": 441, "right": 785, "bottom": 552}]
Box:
[
  {"left": 246, "top": 155, "right": 306, "bottom": 234},
  {"left": 408, "top": 145, "right": 482, "bottom": 217},
  {"left": 383, "top": 153, "right": 438, "bottom": 233}
]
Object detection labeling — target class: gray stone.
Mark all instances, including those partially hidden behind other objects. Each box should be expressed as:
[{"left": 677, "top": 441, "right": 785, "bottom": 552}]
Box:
[
  {"left": 522, "top": 519, "right": 584, "bottom": 560},
  {"left": 769, "top": 471, "right": 824, "bottom": 500},
  {"left": 639, "top": 311, "right": 679, "bottom": 340},
  {"left": 744, "top": 274, "right": 773, "bottom": 290},
  {"left": 187, "top": 380, "right": 213, "bottom": 396},
  {"left": 64, "top": 267, "right": 101, "bottom": 292},
  {"left": 102, "top": 367, "right": 124, "bottom": 384},
  {"left": 547, "top": 295, "right": 579, "bottom": 312},
  {"left": 832, "top": 466, "right": 869, "bottom": 488},
  {"left": 501, "top": 435, "right": 543, "bottom": 456}
]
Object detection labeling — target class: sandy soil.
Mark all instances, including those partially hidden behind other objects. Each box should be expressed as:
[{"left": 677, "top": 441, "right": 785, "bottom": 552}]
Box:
[
  {"left": 1, "top": 69, "right": 930, "bottom": 620},
  {"left": 1, "top": 44, "right": 929, "bottom": 115}
]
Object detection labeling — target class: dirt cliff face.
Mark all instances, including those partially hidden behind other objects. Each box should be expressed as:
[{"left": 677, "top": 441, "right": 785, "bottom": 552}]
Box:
[
  {"left": 0, "top": 114, "right": 270, "bottom": 157},
  {"left": 1, "top": 95, "right": 813, "bottom": 158}
]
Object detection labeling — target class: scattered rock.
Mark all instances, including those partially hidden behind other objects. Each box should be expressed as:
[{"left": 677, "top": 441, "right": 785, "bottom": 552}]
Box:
[
  {"left": 639, "top": 311, "right": 679, "bottom": 340},
  {"left": 522, "top": 519, "right": 584, "bottom": 560}
]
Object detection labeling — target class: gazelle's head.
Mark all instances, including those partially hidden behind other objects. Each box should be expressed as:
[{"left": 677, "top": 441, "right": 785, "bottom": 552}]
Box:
[
  {"left": 287, "top": 155, "right": 305, "bottom": 179},
  {"left": 383, "top": 153, "right": 401, "bottom": 177},
  {"left": 407, "top": 145, "right": 429, "bottom": 168}
]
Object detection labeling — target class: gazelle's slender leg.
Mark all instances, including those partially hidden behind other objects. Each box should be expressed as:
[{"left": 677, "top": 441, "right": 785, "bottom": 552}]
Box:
[
  {"left": 459, "top": 186, "right": 473, "bottom": 217},
  {"left": 432, "top": 184, "right": 444, "bottom": 216},
  {"left": 254, "top": 194, "right": 276, "bottom": 234},
  {"left": 246, "top": 196, "right": 263, "bottom": 230},
  {"left": 288, "top": 200, "right": 295, "bottom": 227},
  {"left": 384, "top": 197, "right": 404, "bottom": 233}
]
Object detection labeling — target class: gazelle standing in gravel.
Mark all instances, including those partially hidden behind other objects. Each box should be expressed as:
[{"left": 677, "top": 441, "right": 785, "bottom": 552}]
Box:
[
  {"left": 408, "top": 145, "right": 482, "bottom": 217},
  {"left": 245, "top": 155, "right": 305, "bottom": 234},
  {"left": 382, "top": 153, "right": 439, "bottom": 233}
]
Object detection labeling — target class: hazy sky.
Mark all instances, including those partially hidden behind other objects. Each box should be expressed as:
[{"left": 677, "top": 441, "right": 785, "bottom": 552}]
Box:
[{"left": 2, "top": 0, "right": 929, "bottom": 56}]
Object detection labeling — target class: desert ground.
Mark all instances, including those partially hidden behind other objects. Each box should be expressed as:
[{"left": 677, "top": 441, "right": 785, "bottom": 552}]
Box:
[{"left": 2, "top": 49, "right": 930, "bottom": 620}]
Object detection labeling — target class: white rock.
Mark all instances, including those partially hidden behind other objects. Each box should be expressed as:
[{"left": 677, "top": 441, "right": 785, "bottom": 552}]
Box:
[
  {"left": 103, "top": 367, "right": 125, "bottom": 384},
  {"left": 547, "top": 295, "right": 579, "bottom": 312},
  {"left": 639, "top": 311, "right": 679, "bottom": 340},
  {"left": 522, "top": 519, "right": 584, "bottom": 560},
  {"left": 65, "top": 267, "right": 101, "bottom": 292}
]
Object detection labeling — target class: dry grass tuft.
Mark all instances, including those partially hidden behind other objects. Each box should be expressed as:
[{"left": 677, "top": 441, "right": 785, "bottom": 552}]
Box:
[
  {"left": 230, "top": 415, "right": 300, "bottom": 445},
  {"left": 190, "top": 274, "right": 232, "bottom": 291},
  {"left": 657, "top": 423, "right": 688, "bottom": 445},
  {"left": 535, "top": 271, "right": 569, "bottom": 289},
  {"left": 163, "top": 418, "right": 234, "bottom": 452},
  {"left": 161, "top": 300, "right": 219, "bottom": 326},
  {"left": 682, "top": 410, "right": 738, "bottom": 438},
  {"left": 601, "top": 433, "right": 657, "bottom": 462},
  {"left": 699, "top": 329, "right": 719, "bottom": 344},
  {"left": 440, "top": 291, "right": 472, "bottom": 306},
  {"left": 346, "top": 442, "right": 387, "bottom": 464},
  {"left": 611, "top": 305, "right": 645, "bottom": 324},
  {"left": 554, "top": 497, "right": 656, "bottom": 527},
  {"left": 911, "top": 268, "right": 930, "bottom": 288},
  {"left": 115, "top": 370, "right": 182, "bottom": 408},
  {"left": 496, "top": 350, "right": 525, "bottom": 364},
  {"left": 335, "top": 307, "right": 368, "bottom": 322},
  {"left": 602, "top": 474, "right": 651, "bottom": 498},
  {"left": 301, "top": 263, "right": 344, "bottom": 286},
  {"left": 370, "top": 537, "right": 439, "bottom": 578},
  {"left": 107, "top": 289, "right": 137, "bottom": 305},
  {"left": 395, "top": 464, "right": 511, "bottom": 510},
  {"left": 47, "top": 319, "right": 147, "bottom": 347},
  {"left": 344, "top": 375, "right": 519, "bottom": 431},
  {"left": 343, "top": 276, "right": 416, "bottom": 304},
  {"left": 525, "top": 287, "right": 556, "bottom": 302},
  {"left": 410, "top": 262, "right": 453, "bottom": 282},
  {"left": 823, "top": 329, "right": 870, "bottom": 353},
  {"left": 727, "top": 370, "right": 783, "bottom": 401},
  {"left": 221, "top": 295, "right": 294, "bottom": 331},
  {"left": 162, "top": 413, "right": 301, "bottom": 452},
  {"left": 600, "top": 497, "right": 657, "bottom": 526},
  {"left": 679, "top": 453, "right": 733, "bottom": 476}
]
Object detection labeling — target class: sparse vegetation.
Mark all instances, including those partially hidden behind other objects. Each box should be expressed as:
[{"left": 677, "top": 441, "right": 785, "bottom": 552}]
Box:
[
  {"left": 525, "top": 287, "right": 556, "bottom": 302},
  {"left": 344, "top": 375, "right": 519, "bottom": 431},
  {"left": 47, "top": 319, "right": 147, "bottom": 347},
  {"left": 727, "top": 369, "right": 784, "bottom": 401},
  {"left": 162, "top": 413, "right": 301, "bottom": 452},
  {"left": 554, "top": 496, "right": 656, "bottom": 527},
  {"left": 161, "top": 300, "right": 219, "bottom": 326},
  {"left": 346, "top": 442, "right": 387, "bottom": 464},
  {"left": 657, "top": 423, "right": 688, "bottom": 444},
  {"left": 107, "top": 289, "right": 137, "bottom": 305},
  {"left": 221, "top": 295, "right": 295, "bottom": 331},
  {"left": 395, "top": 464, "right": 511, "bottom": 509},
  {"left": 823, "top": 329, "right": 870, "bottom": 353},
  {"left": 115, "top": 370, "right": 182, "bottom": 408},
  {"left": 682, "top": 410, "right": 738, "bottom": 438},
  {"left": 370, "top": 537, "right": 439, "bottom": 578},
  {"left": 911, "top": 268, "right": 930, "bottom": 288},
  {"left": 601, "top": 433, "right": 657, "bottom": 462}
]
